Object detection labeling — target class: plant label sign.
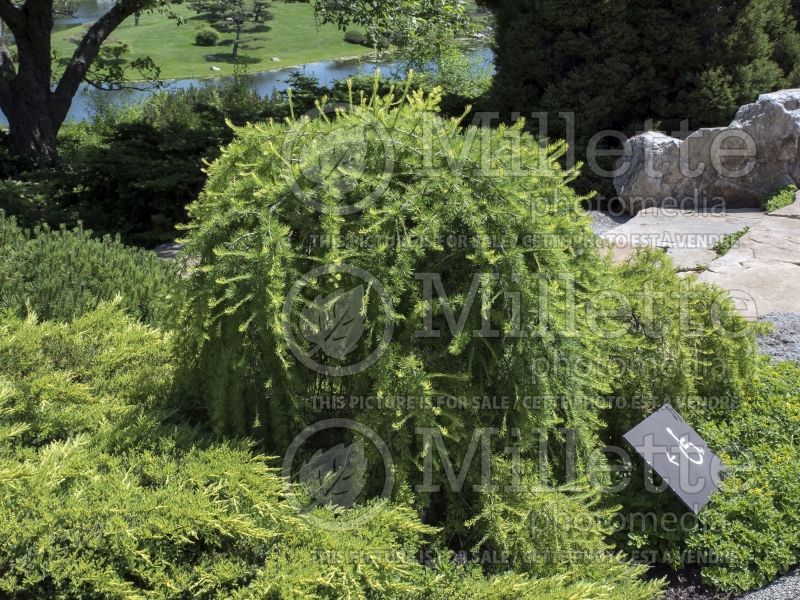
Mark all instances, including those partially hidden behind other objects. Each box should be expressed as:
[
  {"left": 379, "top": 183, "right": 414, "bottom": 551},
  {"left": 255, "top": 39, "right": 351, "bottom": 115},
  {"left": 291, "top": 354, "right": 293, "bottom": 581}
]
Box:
[{"left": 623, "top": 405, "right": 723, "bottom": 514}]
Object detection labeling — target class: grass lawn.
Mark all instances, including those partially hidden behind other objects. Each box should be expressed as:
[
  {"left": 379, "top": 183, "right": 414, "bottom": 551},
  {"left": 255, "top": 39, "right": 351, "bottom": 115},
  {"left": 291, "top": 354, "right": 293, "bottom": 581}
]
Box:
[
  {"left": 50, "top": 0, "right": 491, "bottom": 81},
  {"left": 51, "top": 1, "right": 376, "bottom": 80}
]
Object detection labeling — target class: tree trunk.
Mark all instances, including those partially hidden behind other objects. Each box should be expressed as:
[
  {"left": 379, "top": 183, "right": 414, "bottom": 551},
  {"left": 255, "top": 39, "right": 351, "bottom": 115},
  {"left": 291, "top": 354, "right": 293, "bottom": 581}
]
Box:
[
  {"left": 0, "top": 0, "right": 139, "bottom": 167},
  {"left": 1, "top": 77, "right": 59, "bottom": 166},
  {"left": 232, "top": 23, "right": 241, "bottom": 60},
  {"left": 0, "top": 0, "right": 60, "bottom": 166}
]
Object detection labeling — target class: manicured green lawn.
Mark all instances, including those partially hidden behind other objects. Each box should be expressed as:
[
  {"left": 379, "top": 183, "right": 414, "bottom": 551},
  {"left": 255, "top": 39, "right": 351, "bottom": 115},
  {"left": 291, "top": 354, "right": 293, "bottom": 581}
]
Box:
[{"left": 51, "top": 1, "right": 376, "bottom": 80}]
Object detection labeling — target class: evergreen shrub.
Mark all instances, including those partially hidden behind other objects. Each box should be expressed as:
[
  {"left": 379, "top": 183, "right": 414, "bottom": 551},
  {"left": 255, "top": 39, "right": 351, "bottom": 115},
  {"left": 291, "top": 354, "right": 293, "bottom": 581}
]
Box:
[
  {"left": 0, "top": 305, "right": 662, "bottom": 599},
  {"left": 0, "top": 213, "right": 179, "bottom": 327},
  {"left": 687, "top": 360, "right": 800, "bottom": 591},
  {"left": 178, "top": 79, "right": 625, "bottom": 553},
  {"left": 195, "top": 28, "right": 220, "bottom": 46},
  {"left": 344, "top": 30, "right": 368, "bottom": 45}
]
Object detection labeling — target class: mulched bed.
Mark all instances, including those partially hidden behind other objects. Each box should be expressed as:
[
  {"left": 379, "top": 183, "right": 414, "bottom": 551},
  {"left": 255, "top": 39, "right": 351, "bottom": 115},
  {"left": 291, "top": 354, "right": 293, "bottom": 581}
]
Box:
[{"left": 646, "top": 566, "right": 741, "bottom": 600}]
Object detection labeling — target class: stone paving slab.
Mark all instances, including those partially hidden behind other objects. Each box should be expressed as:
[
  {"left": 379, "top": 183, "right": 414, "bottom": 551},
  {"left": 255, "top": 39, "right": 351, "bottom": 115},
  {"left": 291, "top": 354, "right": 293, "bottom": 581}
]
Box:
[
  {"left": 698, "top": 260, "right": 800, "bottom": 318},
  {"left": 601, "top": 207, "right": 763, "bottom": 269},
  {"left": 768, "top": 194, "right": 800, "bottom": 219},
  {"left": 698, "top": 196, "right": 800, "bottom": 318},
  {"left": 707, "top": 215, "right": 800, "bottom": 270},
  {"left": 602, "top": 194, "right": 800, "bottom": 318}
]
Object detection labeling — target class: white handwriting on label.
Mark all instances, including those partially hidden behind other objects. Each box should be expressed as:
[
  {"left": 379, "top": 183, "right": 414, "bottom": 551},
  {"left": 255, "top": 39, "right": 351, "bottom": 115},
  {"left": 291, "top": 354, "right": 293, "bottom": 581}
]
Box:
[{"left": 665, "top": 427, "right": 705, "bottom": 466}]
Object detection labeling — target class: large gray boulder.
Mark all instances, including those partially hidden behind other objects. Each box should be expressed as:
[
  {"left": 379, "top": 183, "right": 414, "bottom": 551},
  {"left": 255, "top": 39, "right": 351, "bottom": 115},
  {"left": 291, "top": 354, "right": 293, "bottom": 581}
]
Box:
[{"left": 614, "top": 89, "right": 800, "bottom": 214}]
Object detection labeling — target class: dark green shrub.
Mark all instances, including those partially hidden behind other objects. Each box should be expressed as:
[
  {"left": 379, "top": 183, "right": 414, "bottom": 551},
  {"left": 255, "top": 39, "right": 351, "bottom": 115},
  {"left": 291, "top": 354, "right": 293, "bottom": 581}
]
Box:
[
  {"left": 53, "top": 105, "right": 229, "bottom": 246},
  {"left": 0, "top": 177, "right": 75, "bottom": 227},
  {"left": 344, "top": 29, "right": 368, "bottom": 45},
  {"left": 491, "top": 0, "right": 800, "bottom": 193},
  {"left": 0, "top": 213, "right": 180, "bottom": 328},
  {"left": 195, "top": 27, "right": 219, "bottom": 46}
]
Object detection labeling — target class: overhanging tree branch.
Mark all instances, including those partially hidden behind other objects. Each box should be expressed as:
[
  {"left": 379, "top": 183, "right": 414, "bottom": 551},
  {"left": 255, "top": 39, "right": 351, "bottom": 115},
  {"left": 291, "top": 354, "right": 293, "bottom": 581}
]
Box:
[
  {"left": 52, "top": 0, "right": 142, "bottom": 123},
  {"left": 0, "top": 0, "right": 23, "bottom": 31}
]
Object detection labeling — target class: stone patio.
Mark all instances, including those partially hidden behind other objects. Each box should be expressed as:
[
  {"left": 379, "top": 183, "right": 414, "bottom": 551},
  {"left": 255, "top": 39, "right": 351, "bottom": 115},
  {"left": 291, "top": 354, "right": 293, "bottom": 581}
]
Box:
[{"left": 602, "top": 191, "right": 800, "bottom": 318}]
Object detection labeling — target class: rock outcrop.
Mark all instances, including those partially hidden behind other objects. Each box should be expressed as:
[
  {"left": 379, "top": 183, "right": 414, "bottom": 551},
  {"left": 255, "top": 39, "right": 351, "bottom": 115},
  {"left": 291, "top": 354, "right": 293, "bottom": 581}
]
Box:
[{"left": 615, "top": 89, "right": 800, "bottom": 214}]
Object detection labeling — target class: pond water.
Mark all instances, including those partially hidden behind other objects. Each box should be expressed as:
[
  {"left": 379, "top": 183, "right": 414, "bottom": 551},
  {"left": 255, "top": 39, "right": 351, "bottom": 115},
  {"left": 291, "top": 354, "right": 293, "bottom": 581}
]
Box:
[
  {"left": 60, "top": 46, "right": 491, "bottom": 124},
  {"left": 0, "top": 1, "right": 494, "bottom": 126},
  {"left": 53, "top": 0, "right": 116, "bottom": 29}
]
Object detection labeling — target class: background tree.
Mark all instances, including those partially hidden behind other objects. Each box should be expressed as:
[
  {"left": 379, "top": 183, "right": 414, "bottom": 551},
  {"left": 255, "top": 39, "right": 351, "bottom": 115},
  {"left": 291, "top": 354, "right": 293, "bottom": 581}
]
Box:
[
  {"left": 57, "top": 30, "right": 161, "bottom": 90},
  {"left": 490, "top": 0, "right": 800, "bottom": 194},
  {"left": 316, "top": 0, "right": 473, "bottom": 62},
  {"left": 251, "top": 0, "right": 268, "bottom": 22},
  {"left": 0, "top": 0, "right": 156, "bottom": 166},
  {"left": 0, "top": 0, "right": 470, "bottom": 166},
  {"left": 190, "top": 0, "right": 271, "bottom": 60}
]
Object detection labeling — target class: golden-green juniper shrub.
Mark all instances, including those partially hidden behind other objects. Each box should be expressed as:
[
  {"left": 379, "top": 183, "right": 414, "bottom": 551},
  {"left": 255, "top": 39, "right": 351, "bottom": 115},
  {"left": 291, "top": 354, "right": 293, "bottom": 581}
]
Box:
[
  {"left": 0, "top": 305, "right": 662, "bottom": 599},
  {"left": 0, "top": 213, "right": 180, "bottom": 328},
  {"left": 685, "top": 360, "right": 800, "bottom": 592},
  {"left": 178, "top": 81, "right": 626, "bottom": 545},
  {"left": 420, "top": 565, "right": 662, "bottom": 600},
  {"left": 0, "top": 306, "right": 434, "bottom": 598},
  {"left": 0, "top": 302, "right": 175, "bottom": 451}
]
